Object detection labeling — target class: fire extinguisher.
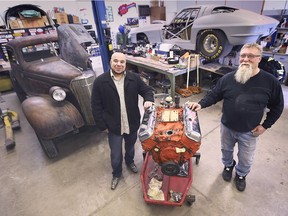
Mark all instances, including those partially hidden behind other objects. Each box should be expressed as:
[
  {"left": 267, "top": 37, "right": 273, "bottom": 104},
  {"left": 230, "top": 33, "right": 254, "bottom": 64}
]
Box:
[
  {"left": 107, "top": 38, "right": 113, "bottom": 51},
  {"left": 104, "top": 28, "right": 113, "bottom": 59}
]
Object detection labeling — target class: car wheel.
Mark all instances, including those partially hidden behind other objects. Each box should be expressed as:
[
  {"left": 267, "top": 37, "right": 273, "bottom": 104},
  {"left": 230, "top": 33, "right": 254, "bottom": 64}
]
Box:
[
  {"left": 186, "top": 195, "right": 196, "bottom": 206},
  {"left": 9, "top": 73, "right": 27, "bottom": 102},
  {"left": 136, "top": 33, "right": 149, "bottom": 45},
  {"left": 197, "top": 30, "right": 232, "bottom": 60},
  {"left": 37, "top": 136, "right": 59, "bottom": 159}
]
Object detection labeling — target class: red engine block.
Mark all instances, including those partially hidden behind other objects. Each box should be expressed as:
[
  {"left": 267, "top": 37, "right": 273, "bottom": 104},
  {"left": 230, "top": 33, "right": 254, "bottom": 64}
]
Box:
[{"left": 139, "top": 102, "right": 201, "bottom": 175}]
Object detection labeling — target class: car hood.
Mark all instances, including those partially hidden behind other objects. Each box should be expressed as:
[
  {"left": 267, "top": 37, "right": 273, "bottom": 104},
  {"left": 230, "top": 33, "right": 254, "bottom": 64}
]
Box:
[
  {"left": 129, "top": 23, "right": 164, "bottom": 35},
  {"left": 194, "top": 8, "right": 278, "bottom": 34},
  {"left": 25, "top": 57, "right": 83, "bottom": 85}
]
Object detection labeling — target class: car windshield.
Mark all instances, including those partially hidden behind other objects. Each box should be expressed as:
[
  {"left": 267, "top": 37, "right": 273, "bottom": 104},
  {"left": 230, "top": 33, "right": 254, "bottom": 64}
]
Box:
[
  {"left": 21, "top": 42, "right": 59, "bottom": 62},
  {"left": 164, "top": 8, "right": 199, "bottom": 40},
  {"left": 172, "top": 8, "right": 199, "bottom": 24},
  {"left": 211, "top": 6, "right": 237, "bottom": 14}
]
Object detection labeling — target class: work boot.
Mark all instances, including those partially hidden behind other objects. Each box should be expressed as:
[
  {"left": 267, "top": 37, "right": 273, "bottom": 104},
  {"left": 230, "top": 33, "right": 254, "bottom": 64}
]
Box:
[
  {"left": 235, "top": 173, "right": 246, "bottom": 192},
  {"left": 111, "top": 177, "right": 121, "bottom": 190},
  {"left": 222, "top": 160, "right": 236, "bottom": 181},
  {"left": 127, "top": 162, "right": 138, "bottom": 173}
]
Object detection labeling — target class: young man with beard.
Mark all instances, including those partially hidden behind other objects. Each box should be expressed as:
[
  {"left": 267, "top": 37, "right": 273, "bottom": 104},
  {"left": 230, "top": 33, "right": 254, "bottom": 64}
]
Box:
[
  {"left": 188, "top": 43, "right": 284, "bottom": 191},
  {"left": 91, "top": 52, "right": 154, "bottom": 190}
]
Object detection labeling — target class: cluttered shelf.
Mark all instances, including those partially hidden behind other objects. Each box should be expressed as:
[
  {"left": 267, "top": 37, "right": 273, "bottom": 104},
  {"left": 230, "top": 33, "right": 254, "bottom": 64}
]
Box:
[
  {"left": 261, "top": 25, "right": 288, "bottom": 57},
  {"left": 0, "top": 59, "right": 11, "bottom": 72}
]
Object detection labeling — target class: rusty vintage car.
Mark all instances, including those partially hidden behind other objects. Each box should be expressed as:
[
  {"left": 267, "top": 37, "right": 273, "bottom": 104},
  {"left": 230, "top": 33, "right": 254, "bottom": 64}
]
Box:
[{"left": 6, "top": 24, "right": 96, "bottom": 158}]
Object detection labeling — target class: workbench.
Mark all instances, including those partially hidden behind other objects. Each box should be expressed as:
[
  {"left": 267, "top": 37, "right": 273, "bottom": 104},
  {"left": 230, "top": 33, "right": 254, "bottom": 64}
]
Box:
[
  {"left": 198, "top": 62, "right": 236, "bottom": 85},
  {"left": 126, "top": 55, "right": 196, "bottom": 100},
  {"left": 199, "top": 62, "right": 236, "bottom": 75}
]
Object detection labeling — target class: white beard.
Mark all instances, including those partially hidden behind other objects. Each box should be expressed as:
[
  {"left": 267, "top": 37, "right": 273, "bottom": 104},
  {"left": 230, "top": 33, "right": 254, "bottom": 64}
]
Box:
[{"left": 234, "top": 63, "right": 253, "bottom": 84}]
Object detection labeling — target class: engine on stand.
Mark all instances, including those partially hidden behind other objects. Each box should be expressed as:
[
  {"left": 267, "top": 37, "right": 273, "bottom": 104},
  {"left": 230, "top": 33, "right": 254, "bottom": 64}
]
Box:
[{"left": 138, "top": 96, "right": 202, "bottom": 176}]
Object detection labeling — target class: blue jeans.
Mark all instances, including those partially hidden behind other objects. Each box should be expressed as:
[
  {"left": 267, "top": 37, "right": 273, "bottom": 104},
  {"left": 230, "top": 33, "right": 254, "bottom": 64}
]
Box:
[
  {"left": 220, "top": 123, "right": 258, "bottom": 177},
  {"left": 108, "top": 131, "right": 137, "bottom": 177}
]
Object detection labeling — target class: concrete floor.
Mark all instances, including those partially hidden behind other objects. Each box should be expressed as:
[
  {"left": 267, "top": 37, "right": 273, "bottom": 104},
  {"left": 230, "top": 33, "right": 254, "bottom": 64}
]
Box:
[{"left": 0, "top": 84, "right": 287, "bottom": 216}]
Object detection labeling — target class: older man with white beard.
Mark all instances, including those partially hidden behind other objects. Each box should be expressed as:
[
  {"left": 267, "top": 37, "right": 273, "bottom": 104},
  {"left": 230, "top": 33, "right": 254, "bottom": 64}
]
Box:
[{"left": 188, "top": 43, "right": 284, "bottom": 192}]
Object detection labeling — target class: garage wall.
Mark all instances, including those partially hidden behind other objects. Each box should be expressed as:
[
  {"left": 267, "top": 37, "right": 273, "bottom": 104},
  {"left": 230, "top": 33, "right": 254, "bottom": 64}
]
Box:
[
  {"left": 175, "top": 0, "right": 262, "bottom": 14},
  {"left": 105, "top": 0, "right": 151, "bottom": 28},
  {"left": 262, "top": 0, "right": 287, "bottom": 10},
  {"left": 104, "top": 0, "right": 153, "bottom": 48}
]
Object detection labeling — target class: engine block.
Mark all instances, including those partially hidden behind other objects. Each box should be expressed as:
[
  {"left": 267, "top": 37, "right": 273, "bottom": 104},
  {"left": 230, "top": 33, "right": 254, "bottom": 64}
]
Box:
[{"left": 139, "top": 101, "right": 201, "bottom": 175}]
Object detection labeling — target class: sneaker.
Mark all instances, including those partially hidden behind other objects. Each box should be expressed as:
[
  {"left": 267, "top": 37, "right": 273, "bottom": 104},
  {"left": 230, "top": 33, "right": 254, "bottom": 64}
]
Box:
[
  {"left": 127, "top": 162, "right": 138, "bottom": 173},
  {"left": 235, "top": 173, "right": 246, "bottom": 192},
  {"left": 222, "top": 160, "right": 236, "bottom": 181},
  {"left": 111, "top": 177, "right": 121, "bottom": 190}
]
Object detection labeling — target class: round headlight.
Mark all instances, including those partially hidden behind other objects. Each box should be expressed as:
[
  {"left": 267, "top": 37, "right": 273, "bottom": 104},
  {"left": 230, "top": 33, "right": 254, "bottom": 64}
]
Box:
[{"left": 49, "top": 86, "right": 66, "bottom": 101}]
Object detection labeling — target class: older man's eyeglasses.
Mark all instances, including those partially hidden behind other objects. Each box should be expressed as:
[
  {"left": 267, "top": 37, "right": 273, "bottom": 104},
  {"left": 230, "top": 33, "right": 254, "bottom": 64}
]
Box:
[{"left": 240, "top": 54, "right": 261, "bottom": 59}]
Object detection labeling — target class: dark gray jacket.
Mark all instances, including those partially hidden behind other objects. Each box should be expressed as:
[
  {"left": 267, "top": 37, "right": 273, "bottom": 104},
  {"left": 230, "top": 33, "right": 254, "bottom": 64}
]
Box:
[
  {"left": 91, "top": 71, "right": 154, "bottom": 135},
  {"left": 199, "top": 70, "right": 284, "bottom": 132}
]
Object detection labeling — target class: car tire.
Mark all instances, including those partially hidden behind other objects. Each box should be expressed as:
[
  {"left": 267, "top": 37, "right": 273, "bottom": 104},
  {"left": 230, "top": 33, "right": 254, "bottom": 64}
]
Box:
[
  {"left": 37, "top": 136, "right": 59, "bottom": 159},
  {"left": 197, "top": 30, "right": 232, "bottom": 60},
  {"left": 9, "top": 72, "right": 27, "bottom": 102},
  {"left": 136, "top": 33, "right": 149, "bottom": 44}
]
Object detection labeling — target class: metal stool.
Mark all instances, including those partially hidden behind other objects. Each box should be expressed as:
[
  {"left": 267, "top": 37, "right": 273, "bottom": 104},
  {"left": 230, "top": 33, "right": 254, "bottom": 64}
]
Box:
[
  {"left": 140, "top": 71, "right": 157, "bottom": 92},
  {"left": 155, "top": 78, "right": 171, "bottom": 99}
]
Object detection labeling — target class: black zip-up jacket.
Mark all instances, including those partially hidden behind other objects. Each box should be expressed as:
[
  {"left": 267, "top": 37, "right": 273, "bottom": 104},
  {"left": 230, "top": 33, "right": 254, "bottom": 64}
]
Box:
[
  {"left": 91, "top": 71, "right": 154, "bottom": 135},
  {"left": 199, "top": 69, "right": 284, "bottom": 132}
]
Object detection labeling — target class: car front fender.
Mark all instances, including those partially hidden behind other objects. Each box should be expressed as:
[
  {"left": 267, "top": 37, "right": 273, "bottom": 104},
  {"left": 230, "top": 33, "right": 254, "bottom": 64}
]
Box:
[{"left": 22, "top": 96, "right": 85, "bottom": 139}]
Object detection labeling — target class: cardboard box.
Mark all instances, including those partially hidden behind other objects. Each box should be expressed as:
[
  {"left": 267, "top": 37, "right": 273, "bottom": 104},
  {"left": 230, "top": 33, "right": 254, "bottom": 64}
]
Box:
[
  {"left": 150, "top": 0, "right": 159, "bottom": 7},
  {"left": 22, "top": 17, "right": 45, "bottom": 28},
  {"left": 42, "top": 16, "right": 50, "bottom": 26},
  {"left": 72, "top": 15, "right": 80, "bottom": 24},
  {"left": 181, "top": 52, "right": 200, "bottom": 68},
  {"left": 55, "top": 13, "right": 69, "bottom": 24},
  {"left": 17, "top": 19, "right": 25, "bottom": 28},
  {"left": 150, "top": 6, "right": 166, "bottom": 23},
  {"left": 9, "top": 19, "right": 21, "bottom": 29}
]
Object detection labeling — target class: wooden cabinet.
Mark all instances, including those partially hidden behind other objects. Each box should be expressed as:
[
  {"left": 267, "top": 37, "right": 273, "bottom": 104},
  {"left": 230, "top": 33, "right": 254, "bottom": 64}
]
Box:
[{"left": 150, "top": 6, "right": 166, "bottom": 23}]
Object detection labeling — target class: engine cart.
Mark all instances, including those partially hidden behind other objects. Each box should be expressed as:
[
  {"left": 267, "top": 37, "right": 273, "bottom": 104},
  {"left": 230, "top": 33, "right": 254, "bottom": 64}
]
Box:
[
  {"left": 140, "top": 152, "right": 200, "bottom": 206},
  {"left": 138, "top": 97, "right": 202, "bottom": 206}
]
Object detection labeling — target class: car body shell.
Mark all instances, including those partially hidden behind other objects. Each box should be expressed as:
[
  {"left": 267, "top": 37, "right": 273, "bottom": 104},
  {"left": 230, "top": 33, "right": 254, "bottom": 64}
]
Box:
[{"left": 129, "top": 5, "right": 278, "bottom": 58}]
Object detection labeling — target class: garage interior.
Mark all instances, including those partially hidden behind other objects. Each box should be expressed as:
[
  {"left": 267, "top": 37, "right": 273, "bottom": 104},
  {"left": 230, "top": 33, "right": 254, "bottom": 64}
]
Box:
[{"left": 1, "top": 1, "right": 288, "bottom": 216}]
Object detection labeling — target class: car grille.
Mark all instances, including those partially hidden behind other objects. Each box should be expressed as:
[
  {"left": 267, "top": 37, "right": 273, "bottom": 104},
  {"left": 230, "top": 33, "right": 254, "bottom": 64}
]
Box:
[{"left": 71, "top": 72, "right": 96, "bottom": 125}]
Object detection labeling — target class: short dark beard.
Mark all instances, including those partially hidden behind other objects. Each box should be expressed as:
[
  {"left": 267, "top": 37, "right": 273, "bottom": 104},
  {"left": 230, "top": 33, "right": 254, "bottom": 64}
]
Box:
[{"left": 111, "top": 69, "right": 125, "bottom": 76}]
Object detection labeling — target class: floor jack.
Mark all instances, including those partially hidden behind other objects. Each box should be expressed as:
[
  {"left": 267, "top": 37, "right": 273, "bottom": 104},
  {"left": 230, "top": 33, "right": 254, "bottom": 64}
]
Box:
[{"left": 0, "top": 108, "right": 20, "bottom": 150}]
